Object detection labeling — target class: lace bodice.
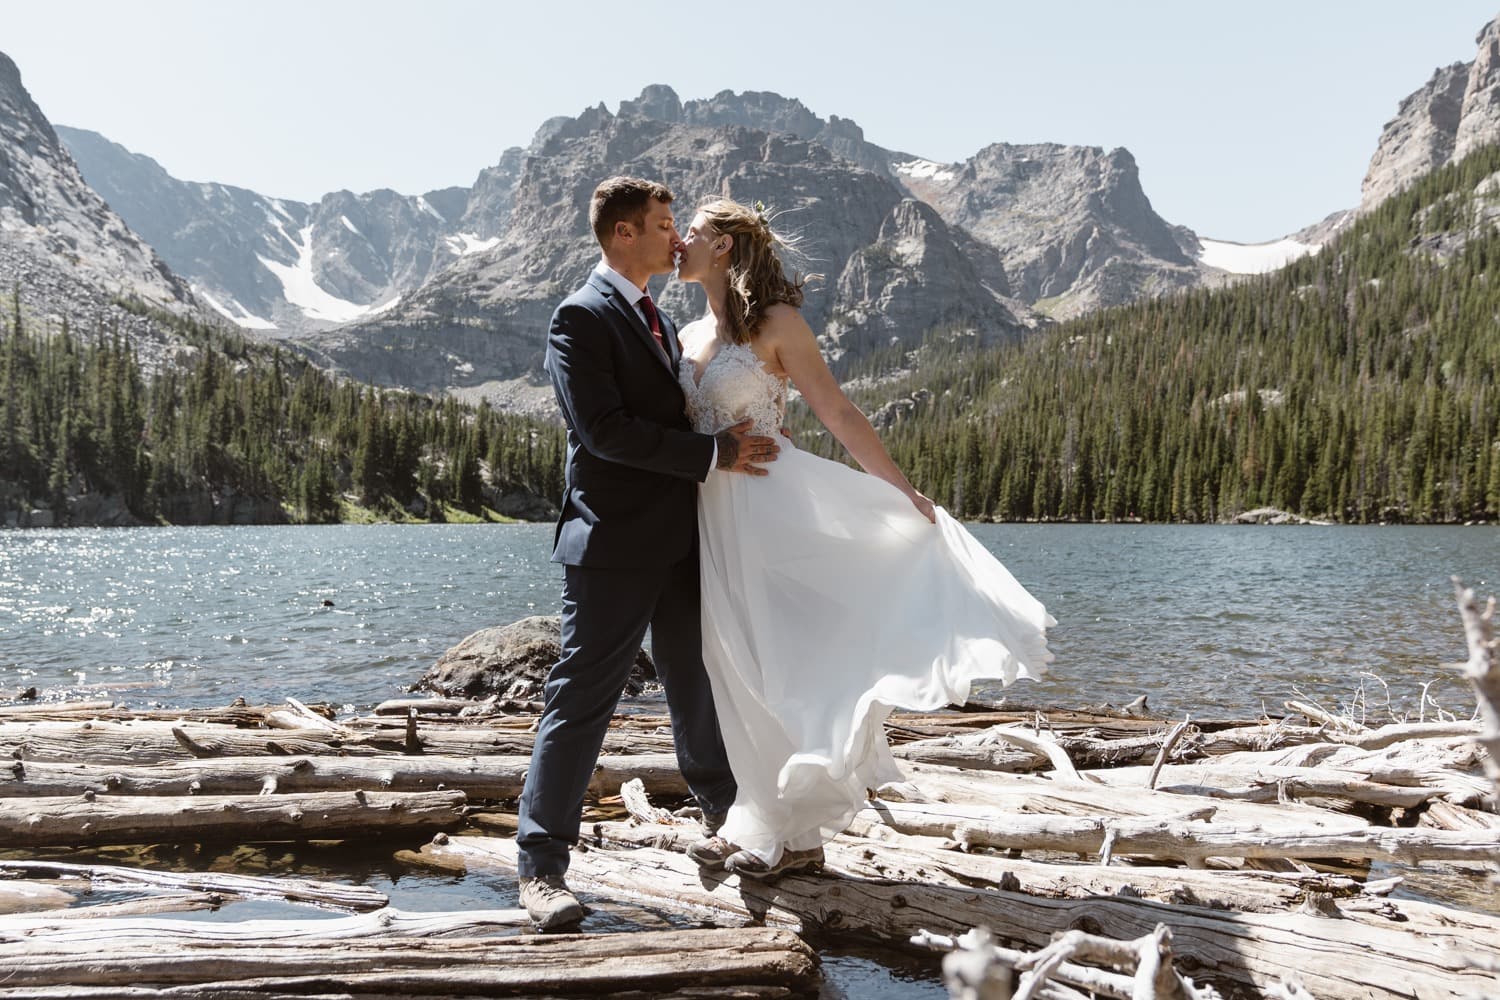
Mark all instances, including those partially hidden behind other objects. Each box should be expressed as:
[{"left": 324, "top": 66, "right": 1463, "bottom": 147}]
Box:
[{"left": 679, "top": 341, "right": 787, "bottom": 437}]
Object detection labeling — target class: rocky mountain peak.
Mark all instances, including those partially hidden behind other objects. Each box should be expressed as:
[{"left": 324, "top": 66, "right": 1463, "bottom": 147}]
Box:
[
  {"left": 618, "top": 84, "right": 683, "bottom": 122},
  {"left": 1359, "top": 13, "right": 1500, "bottom": 215},
  {"left": 1360, "top": 63, "right": 1468, "bottom": 211},
  {"left": 1454, "top": 13, "right": 1500, "bottom": 161},
  {"left": 0, "top": 50, "right": 194, "bottom": 325}
]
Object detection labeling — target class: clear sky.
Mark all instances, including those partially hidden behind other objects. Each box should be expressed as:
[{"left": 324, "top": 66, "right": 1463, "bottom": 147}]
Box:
[{"left": 5, "top": 1, "right": 1497, "bottom": 243}]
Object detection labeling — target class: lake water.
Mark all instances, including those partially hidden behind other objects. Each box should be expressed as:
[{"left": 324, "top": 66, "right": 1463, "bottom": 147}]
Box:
[
  {"left": 2, "top": 523, "right": 1496, "bottom": 997},
  {"left": 2, "top": 523, "right": 1495, "bottom": 721}
]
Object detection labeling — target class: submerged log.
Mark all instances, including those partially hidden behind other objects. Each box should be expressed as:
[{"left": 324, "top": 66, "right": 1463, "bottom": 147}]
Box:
[
  {"left": 434, "top": 834, "right": 1500, "bottom": 1000},
  {"left": 0, "top": 882, "right": 71, "bottom": 915},
  {"left": 0, "top": 860, "right": 388, "bottom": 911},
  {"left": 0, "top": 790, "right": 465, "bottom": 847},
  {"left": 0, "top": 916, "right": 818, "bottom": 996}
]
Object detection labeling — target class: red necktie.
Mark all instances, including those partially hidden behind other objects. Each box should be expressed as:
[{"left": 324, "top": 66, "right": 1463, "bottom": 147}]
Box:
[{"left": 639, "top": 293, "right": 667, "bottom": 357}]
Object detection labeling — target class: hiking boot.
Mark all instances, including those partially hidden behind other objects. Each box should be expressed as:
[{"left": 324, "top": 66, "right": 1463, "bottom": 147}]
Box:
[
  {"left": 518, "top": 874, "right": 585, "bottom": 931},
  {"left": 725, "top": 845, "right": 825, "bottom": 880},
  {"left": 687, "top": 833, "right": 740, "bottom": 871}
]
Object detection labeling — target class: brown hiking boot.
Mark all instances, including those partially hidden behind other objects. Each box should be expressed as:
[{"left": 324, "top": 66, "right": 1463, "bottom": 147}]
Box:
[
  {"left": 687, "top": 833, "right": 740, "bottom": 871},
  {"left": 518, "top": 874, "right": 585, "bottom": 931},
  {"left": 725, "top": 845, "right": 825, "bottom": 880}
]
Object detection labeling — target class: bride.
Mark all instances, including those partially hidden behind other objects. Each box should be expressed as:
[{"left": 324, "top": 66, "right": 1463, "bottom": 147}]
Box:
[{"left": 673, "top": 197, "right": 1055, "bottom": 878}]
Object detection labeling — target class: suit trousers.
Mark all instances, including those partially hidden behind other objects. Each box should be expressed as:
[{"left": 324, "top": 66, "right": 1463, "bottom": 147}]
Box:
[{"left": 515, "top": 554, "right": 737, "bottom": 877}]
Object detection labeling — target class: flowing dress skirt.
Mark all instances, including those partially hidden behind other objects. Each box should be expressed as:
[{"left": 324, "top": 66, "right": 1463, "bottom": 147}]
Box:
[{"left": 697, "top": 441, "right": 1054, "bottom": 864}]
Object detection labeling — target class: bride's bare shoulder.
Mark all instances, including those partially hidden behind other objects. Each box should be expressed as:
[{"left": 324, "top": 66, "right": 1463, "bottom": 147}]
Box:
[{"left": 759, "top": 302, "right": 814, "bottom": 341}]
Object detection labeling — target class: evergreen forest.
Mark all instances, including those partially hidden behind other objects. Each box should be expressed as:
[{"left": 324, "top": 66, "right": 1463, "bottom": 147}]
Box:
[
  {"left": 0, "top": 299, "right": 565, "bottom": 526},
  {"left": 794, "top": 143, "right": 1500, "bottom": 524},
  {"left": 6, "top": 143, "right": 1500, "bottom": 526}
]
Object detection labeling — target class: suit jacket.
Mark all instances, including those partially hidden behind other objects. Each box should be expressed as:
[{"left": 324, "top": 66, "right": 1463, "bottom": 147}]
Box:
[{"left": 545, "top": 271, "right": 715, "bottom": 568}]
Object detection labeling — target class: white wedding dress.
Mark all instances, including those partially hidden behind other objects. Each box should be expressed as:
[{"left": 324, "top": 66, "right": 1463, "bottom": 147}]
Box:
[{"left": 680, "top": 341, "right": 1055, "bottom": 865}]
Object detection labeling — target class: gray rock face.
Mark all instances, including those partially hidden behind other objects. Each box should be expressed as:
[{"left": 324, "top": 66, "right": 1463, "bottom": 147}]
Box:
[
  {"left": 825, "top": 199, "right": 1021, "bottom": 361},
  {"left": 39, "top": 74, "right": 1206, "bottom": 397},
  {"left": 892, "top": 143, "right": 1200, "bottom": 318},
  {"left": 0, "top": 51, "right": 196, "bottom": 333},
  {"left": 414, "top": 615, "right": 654, "bottom": 699},
  {"left": 1456, "top": 15, "right": 1500, "bottom": 162},
  {"left": 57, "top": 125, "right": 500, "bottom": 336},
  {"left": 1358, "top": 13, "right": 1500, "bottom": 216},
  {"left": 1361, "top": 63, "right": 1469, "bottom": 211},
  {"left": 304, "top": 109, "right": 1026, "bottom": 397}
]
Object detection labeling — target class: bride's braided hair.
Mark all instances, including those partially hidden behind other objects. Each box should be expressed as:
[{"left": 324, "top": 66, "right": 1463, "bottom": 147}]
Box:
[{"left": 698, "top": 198, "right": 810, "bottom": 345}]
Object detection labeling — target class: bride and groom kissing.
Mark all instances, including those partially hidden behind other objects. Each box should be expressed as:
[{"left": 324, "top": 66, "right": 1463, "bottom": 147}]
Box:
[{"left": 515, "top": 175, "right": 1054, "bottom": 931}]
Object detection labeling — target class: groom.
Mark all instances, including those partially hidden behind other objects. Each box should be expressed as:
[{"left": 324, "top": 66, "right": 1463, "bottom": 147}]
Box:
[{"left": 516, "top": 176, "right": 779, "bottom": 930}]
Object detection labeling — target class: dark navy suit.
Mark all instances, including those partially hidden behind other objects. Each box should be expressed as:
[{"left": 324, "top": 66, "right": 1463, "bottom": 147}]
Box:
[{"left": 515, "top": 268, "right": 737, "bottom": 877}]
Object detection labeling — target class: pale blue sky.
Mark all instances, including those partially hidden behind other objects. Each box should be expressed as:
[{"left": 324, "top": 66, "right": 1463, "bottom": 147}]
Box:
[{"left": 5, "top": 1, "right": 1497, "bottom": 242}]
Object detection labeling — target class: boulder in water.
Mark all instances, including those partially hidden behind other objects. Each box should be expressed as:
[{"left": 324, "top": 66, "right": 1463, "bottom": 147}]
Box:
[{"left": 415, "top": 615, "right": 657, "bottom": 700}]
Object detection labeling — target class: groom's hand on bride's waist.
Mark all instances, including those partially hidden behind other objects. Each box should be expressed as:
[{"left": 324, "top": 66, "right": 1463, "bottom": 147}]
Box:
[{"left": 715, "top": 419, "right": 779, "bottom": 476}]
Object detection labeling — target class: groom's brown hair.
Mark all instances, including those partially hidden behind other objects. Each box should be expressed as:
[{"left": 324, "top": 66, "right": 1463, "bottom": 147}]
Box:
[{"left": 591, "top": 176, "right": 673, "bottom": 247}]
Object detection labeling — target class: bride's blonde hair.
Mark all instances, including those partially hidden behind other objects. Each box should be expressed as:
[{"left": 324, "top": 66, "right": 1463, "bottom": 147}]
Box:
[{"left": 698, "top": 198, "right": 808, "bottom": 345}]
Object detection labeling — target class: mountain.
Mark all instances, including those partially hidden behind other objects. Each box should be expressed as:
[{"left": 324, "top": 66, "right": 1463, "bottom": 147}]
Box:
[
  {"left": 0, "top": 51, "right": 199, "bottom": 362},
  {"left": 820, "top": 141, "right": 1500, "bottom": 524},
  {"left": 298, "top": 106, "right": 1032, "bottom": 407},
  {"left": 57, "top": 82, "right": 1210, "bottom": 403},
  {"left": 302, "top": 85, "right": 1216, "bottom": 402},
  {"left": 57, "top": 125, "right": 518, "bottom": 336},
  {"left": 599, "top": 87, "right": 1205, "bottom": 318},
  {"left": 1359, "top": 14, "right": 1500, "bottom": 214},
  {"left": 892, "top": 143, "right": 1203, "bottom": 316}
]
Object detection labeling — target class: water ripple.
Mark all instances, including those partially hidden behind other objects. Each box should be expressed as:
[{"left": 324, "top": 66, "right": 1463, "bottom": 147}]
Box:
[{"left": 0, "top": 523, "right": 1496, "bottom": 719}]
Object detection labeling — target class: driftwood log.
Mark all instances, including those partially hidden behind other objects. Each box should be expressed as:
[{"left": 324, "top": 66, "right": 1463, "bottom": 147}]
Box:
[
  {"left": 0, "top": 719, "right": 675, "bottom": 764},
  {"left": 587, "top": 818, "right": 1370, "bottom": 915},
  {"left": 0, "top": 915, "right": 818, "bottom": 997},
  {"left": 0, "top": 752, "right": 688, "bottom": 801},
  {"left": 431, "top": 833, "right": 1500, "bottom": 1000},
  {"left": 1455, "top": 578, "right": 1500, "bottom": 803},
  {"left": 0, "top": 789, "right": 465, "bottom": 847},
  {"left": 0, "top": 860, "right": 388, "bottom": 911}
]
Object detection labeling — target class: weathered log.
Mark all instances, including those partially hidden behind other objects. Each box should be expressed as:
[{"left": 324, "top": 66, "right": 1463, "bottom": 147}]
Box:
[
  {"left": 434, "top": 834, "right": 1500, "bottom": 1000},
  {"left": 0, "top": 701, "right": 311, "bottom": 727},
  {"left": 0, "top": 914, "right": 818, "bottom": 996},
  {"left": 0, "top": 790, "right": 465, "bottom": 847},
  {"left": 0, "top": 752, "right": 688, "bottom": 801},
  {"left": 0, "top": 719, "right": 673, "bottom": 764},
  {"left": 913, "top": 926, "right": 1219, "bottom": 1000},
  {"left": 948, "top": 809, "right": 1500, "bottom": 865},
  {"left": 0, "top": 860, "right": 388, "bottom": 911},
  {"left": 0, "top": 905, "right": 527, "bottom": 941},
  {"left": 588, "top": 819, "right": 1366, "bottom": 914},
  {"left": 1454, "top": 578, "right": 1500, "bottom": 804},
  {"left": 1083, "top": 761, "right": 1490, "bottom": 810},
  {"left": 885, "top": 761, "right": 1373, "bottom": 831}
]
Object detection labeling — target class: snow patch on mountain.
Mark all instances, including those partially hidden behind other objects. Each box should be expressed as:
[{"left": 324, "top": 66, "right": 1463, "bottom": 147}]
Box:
[
  {"left": 1197, "top": 237, "right": 1317, "bottom": 275},
  {"left": 256, "top": 225, "right": 377, "bottom": 323},
  {"left": 194, "top": 284, "right": 277, "bottom": 331},
  {"left": 896, "top": 158, "right": 958, "bottom": 183},
  {"left": 445, "top": 232, "right": 500, "bottom": 256}
]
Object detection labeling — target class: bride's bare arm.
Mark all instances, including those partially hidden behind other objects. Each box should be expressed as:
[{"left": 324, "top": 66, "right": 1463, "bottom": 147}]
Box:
[{"left": 764, "top": 305, "right": 935, "bottom": 522}]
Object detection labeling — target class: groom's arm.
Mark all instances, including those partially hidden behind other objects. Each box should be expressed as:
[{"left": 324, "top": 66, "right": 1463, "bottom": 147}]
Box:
[{"left": 547, "top": 303, "right": 715, "bottom": 481}]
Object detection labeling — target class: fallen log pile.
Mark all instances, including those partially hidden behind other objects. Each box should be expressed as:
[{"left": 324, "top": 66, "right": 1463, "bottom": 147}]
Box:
[{"left": 0, "top": 586, "right": 1495, "bottom": 997}]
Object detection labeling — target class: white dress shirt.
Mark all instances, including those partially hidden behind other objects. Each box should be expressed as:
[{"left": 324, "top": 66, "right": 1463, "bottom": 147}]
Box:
[{"left": 593, "top": 260, "right": 718, "bottom": 474}]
